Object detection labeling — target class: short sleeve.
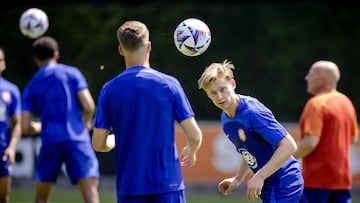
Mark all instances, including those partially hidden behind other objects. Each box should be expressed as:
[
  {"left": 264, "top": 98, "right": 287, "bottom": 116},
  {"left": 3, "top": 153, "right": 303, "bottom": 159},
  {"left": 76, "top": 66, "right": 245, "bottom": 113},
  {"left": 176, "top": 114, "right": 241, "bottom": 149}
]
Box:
[{"left": 300, "top": 99, "right": 323, "bottom": 137}]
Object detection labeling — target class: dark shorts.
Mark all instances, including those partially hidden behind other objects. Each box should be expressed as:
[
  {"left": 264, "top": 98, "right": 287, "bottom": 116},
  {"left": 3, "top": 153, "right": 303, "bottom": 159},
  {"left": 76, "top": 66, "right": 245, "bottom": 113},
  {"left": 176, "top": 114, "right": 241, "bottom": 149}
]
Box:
[
  {"left": 0, "top": 149, "right": 10, "bottom": 178},
  {"left": 300, "top": 188, "right": 351, "bottom": 203},
  {"left": 261, "top": 183, "right": 303, "bottom": 203},
  {"left": 35, "top": 141, "right": 99, "bottom": 184},
  {"left": 117, "top": 190, "right": 186, "bottom": 203}
]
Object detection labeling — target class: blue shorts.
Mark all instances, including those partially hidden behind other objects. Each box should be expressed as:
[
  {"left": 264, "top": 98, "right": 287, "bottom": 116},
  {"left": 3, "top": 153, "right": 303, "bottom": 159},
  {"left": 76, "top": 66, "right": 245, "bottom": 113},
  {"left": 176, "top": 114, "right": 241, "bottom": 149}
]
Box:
[
  {"left": 260, "top": 173, "right": 304, "bottom": 203},
  {"left": 35, "top": 141, "right": 99, "bottom": 184},
  {"left": 300, "top": 188, "right": 351, "bottom": 203},
  {"left": 261, "top": 184, "right": 303, "bottom": 203},
  {"left": 117, "top": 190, "right": 186, "bottom": 203}
]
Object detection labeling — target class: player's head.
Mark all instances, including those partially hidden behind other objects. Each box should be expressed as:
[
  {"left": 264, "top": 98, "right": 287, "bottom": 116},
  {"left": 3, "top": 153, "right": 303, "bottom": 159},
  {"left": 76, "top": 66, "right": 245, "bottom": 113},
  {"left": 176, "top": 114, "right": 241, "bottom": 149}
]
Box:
[
  {"left": 33, "top": 36, "right": 59, "bottom": 61},
  {"left": 198, "top": 60, "right": 237, "bottom": 111},
  {"left": 305, "top": 60, "right": 340, "bottom": 95},
  {"left": 0, "top": 47, "right": 5, "bottom": 74},
  {"left": 117, "top": 20, "right": 150, "bottom": 54},
  {"left": 198, "top": 60, "right": 235, "bottom": 91}
]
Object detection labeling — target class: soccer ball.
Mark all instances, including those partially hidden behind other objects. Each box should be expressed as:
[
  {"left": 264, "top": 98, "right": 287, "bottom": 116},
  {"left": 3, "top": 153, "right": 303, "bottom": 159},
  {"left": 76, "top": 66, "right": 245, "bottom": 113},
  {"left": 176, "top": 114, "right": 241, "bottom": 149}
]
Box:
[
  {"left": 19, "top": 8, "right": 49, "bottom": 39},
  {"left": 173, "top": 18, "right": 211, "bottom": 57}
]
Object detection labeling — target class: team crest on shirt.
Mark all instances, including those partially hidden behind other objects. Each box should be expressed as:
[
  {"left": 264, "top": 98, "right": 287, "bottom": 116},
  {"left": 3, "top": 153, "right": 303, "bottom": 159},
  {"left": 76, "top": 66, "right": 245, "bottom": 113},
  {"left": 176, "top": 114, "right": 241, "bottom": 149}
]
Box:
[
  {"left": 238, "top": 148, "right": 258, "bottom": 169},
  {"left": 1, "top": 91, "right": 11, "bottom": 103},
  {"left": 238, "top": 128, "right": 246, "bottom": 142}
]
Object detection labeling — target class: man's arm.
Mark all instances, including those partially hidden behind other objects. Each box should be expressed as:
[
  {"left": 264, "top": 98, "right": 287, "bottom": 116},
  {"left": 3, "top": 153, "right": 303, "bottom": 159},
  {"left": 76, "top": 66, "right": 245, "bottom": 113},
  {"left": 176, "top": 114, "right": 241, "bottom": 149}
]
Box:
[
  {"left": 246, "top": 134, "right": 298, "bottom": 200},
  {"left": 252, "top": 134, "right": 298, "bottom": 183},
  {"left": 21, "top": 111, "right": 41, "bottom": 135},
  {"left": 3, "top": 114, "right": 22, "bottom": 164},
  {"left": 293, "top": 134, "right": 320, "bottom": 159},
  {"left": 179, "top": 117, "right": 202, "bottom": 167},
  {"left": 78, "top": 88, "right": 95, "bottom": 130},
  {"left": 92, "top": 128, "right": 115, "bottom": 152}
]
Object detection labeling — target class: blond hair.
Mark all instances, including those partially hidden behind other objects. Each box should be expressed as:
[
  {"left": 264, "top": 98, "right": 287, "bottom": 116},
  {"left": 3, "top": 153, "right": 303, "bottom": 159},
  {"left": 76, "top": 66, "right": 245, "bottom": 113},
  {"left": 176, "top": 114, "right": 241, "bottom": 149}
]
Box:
[{"left": 198, "top": 60, "right": 234, "bottom": 90}]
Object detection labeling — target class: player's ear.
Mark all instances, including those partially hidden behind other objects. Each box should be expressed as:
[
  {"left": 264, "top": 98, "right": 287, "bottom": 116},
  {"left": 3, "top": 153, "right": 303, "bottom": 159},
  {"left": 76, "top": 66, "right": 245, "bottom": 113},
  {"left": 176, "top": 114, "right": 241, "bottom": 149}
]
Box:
[
  {"left": 230, "top": 79, "right": 236, "bottom": 89},
  {"left": 33, "top": 56, "right": 41, "bottom": 68},
  {"left": 118, "top": 45, "right": 124, "bottom": 56},
  {"left": 54, "top": 50, "right": 60, "bottom": 60},
  {"left": 146, "top": 41, "right": 151, "bottom": 52}
]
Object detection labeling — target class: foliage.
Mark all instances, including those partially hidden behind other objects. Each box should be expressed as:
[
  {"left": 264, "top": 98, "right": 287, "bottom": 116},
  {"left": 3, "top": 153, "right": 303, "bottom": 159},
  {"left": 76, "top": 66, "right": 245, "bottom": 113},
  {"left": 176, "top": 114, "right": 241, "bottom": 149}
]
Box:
[{"left": 1, "top": 2, "right": 360, "bottom": 121}]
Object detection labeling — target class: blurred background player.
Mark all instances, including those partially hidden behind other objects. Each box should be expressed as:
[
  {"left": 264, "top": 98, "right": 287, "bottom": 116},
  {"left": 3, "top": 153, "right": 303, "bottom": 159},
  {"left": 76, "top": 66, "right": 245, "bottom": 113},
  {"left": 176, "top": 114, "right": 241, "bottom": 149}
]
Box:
[
  {"left": 198, "top": 60, "right": 304, "bottom": 202},
  {"left": 21, "top": 36, "right": 100, "bottom": 203},
  {"left": 92, "top": 20, "right": 202, "bottom": 203},
  {"left": 0, "top": 47, "right": 21, "bottom": 203},
  {"left": 294, "top": 60, "right": 359, "bottom": 203}
]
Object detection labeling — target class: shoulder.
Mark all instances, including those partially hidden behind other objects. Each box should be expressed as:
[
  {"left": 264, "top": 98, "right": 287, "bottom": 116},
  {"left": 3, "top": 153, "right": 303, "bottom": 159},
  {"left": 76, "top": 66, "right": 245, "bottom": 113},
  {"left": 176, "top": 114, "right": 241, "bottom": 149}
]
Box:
[
  {"left": 306, "top": 91, "right": 339, "bottom": 109},
  {"left": 0, "top": 78, "right": 20, "bottom": 93},
  {"left": 150, "top": 67, "right": 179, "bottom": 82},
  {"left": 239, "top": 95, "right": 268, "bottom": 112},
  {"left": 58, "top": 63, "right": 82, "bottom": 74},
  {"left": 146, "top": 67, "right": 182, "bottom": 88},
  {"left": 239, "top": 95, "right": 276, "bottom": 121}
]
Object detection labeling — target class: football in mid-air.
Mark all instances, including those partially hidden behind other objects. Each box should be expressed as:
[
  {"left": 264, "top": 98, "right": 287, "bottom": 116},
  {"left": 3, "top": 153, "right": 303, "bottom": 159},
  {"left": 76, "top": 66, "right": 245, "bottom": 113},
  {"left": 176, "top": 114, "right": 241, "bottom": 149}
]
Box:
[
  {"left": 173, "top": 18, "right": 211, "bottom": 57},
  {"left": 19, "top": 8, "right": 49, "bottom": 39}
]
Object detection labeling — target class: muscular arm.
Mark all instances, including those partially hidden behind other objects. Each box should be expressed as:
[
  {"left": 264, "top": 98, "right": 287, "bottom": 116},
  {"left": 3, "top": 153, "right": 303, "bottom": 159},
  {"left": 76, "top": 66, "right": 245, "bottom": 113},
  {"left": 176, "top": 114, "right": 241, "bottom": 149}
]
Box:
[
  {"left": 218, "top": 157, "right": 250, "bottom": 195},
  {"left": 234, "top": 157, "right": 251, "bottom": 183},
  {"left": 245, "top": 134, "right": 298, "bottom": 200},
  {"left": 293, "top": 134, "right": 320, "bottom": 159},
  {"left": 21, "top": 111, "right": 41, "bottom": 135},
  {"left": 352, "top": 130, "right": 359, "bottom": 145},
  {"left": 254, "top": 134, "right": 298, "bottom": 181},
  {"left": 2, "top": 114, "right": 22, "bottom": 164},
  {"left": 179, "top": 117, "right": 202, "bottom": 167},
  {"left": 92, "top": 128, "right": 115, "bottom": 152},
  {"left": 78, "top": 88, "right": 95, "bottom": 130}
]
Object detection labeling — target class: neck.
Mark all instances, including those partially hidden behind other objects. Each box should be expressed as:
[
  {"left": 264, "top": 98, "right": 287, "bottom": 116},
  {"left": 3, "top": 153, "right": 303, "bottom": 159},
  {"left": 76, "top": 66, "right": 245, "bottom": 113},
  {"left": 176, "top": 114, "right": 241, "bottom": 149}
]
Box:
[
  {"left": 125, "top": 53, "right": 150, "bottom": 69},
  {"left": 225, "top": 95, "right": 240, "bottom": 118},
  {"left": 38, "top": 59, "right": 57, "bottom": 68},
  {"left": 316, "top": 85, "right": 336, "bottom": 95}
]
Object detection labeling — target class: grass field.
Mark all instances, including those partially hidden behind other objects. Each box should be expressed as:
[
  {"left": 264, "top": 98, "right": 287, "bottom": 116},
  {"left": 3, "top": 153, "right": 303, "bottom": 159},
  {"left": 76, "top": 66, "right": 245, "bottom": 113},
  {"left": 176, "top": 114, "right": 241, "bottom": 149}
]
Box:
[
  {"left": 9, "top": 188, "right": 263, "bottom": 203},
  {"left": 9, "top": 189, "right": 254, "bottom": 203},
  {"left": 9, "top": 177, "right": 360, "bottom": 203},
  {"left": 9, "top": 187, "right": 360, "bottom": 203}
]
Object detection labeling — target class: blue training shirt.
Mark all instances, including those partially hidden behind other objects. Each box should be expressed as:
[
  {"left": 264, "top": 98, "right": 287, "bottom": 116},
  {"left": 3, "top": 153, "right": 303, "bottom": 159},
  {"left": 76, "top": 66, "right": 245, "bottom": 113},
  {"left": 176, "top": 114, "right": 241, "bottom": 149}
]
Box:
[
  {"left": 222, "top": 95, "right": 302, "bottom": 190},
  {"left": 0, "top": 77, "right": 21, "bottom": 149},
  {"left": 22, "top": 63, "right": 91, "bottom": 145},
  {"left": 94, "top": 66, "right": 194, "bottom": 196}
]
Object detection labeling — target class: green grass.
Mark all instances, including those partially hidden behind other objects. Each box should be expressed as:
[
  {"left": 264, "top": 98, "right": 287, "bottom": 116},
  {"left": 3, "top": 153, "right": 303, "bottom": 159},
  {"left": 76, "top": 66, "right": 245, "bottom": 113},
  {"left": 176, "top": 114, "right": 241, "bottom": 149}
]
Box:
[
  {"left": 9, "top": 187, "right": 360, "bottom": 203},
  {"left": 9, "top": 188, "right": 262, "bottom": 203}
]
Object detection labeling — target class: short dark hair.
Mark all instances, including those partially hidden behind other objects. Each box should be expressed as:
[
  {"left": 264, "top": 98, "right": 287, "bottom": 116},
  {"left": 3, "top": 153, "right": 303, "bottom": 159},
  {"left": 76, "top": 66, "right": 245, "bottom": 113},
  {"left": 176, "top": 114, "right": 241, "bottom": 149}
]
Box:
[
  {"left": 117, "top": 20, "right": 149, "bottom": 51},
  {"left": 33, "top": 36, "right": 59, "bottom": 60}
]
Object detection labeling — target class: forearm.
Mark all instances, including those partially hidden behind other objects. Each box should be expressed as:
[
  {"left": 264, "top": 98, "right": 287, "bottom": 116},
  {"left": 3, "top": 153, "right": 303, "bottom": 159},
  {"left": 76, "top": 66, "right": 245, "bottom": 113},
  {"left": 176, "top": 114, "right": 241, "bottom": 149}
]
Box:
[
  {"left": 234, "top": 158, "right": 251, "bottom": 182},
  {"left": 92, "top": 128, "right": 115, "bottom": 152},
  {"left": 82, "top": 111, "right": 94, "bottom": 130},
  {"left": 8, "top": 115, "right": 22, "bottom": 149},
  {"left": 78, "top": 88, "right": 95, "bottom": 129},
  {"left": 180, "top": 117, "right": 202, "bottom": 155},
  {"left": 8, "top": 124, "right": 21, "bottom": 150},
  {"left": 293, "top": 141, "right": 314, "bottom": 159},
  {"left": 23, "top": 121, "right": 42, "bottom": 135},
  {"left": 21, "top": 112, "right": 41, "bottom": 135},
  {"left": 352, "top": 131, "right": 359, "bottom": 144},
  {"left": 256, "top": 134, "right": 297, "bottom": 180},
  {"left": 293, "top": 134, "right": 319, "bottom": 159}
]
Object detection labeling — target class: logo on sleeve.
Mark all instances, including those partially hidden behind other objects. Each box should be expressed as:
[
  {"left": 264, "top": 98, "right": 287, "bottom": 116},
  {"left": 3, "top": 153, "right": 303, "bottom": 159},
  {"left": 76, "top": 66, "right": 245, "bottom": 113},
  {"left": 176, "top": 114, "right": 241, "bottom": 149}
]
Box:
[
  {"left": 1, "top": 91, "right": 11, "bottom": 103},
  {"left": 238, "top": 128, "right": 246, "bottom": 142},
  {"left": 238, "top": 148, "right": 258, "bottom": 169}
]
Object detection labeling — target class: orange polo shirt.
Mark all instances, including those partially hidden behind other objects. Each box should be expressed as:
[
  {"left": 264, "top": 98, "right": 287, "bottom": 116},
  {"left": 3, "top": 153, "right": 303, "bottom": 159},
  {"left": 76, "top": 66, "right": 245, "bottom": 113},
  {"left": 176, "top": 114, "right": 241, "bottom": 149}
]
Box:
[{"left": 300, "top": 90, "right": 358, "bottom": 189}]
